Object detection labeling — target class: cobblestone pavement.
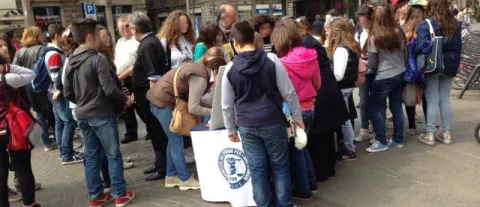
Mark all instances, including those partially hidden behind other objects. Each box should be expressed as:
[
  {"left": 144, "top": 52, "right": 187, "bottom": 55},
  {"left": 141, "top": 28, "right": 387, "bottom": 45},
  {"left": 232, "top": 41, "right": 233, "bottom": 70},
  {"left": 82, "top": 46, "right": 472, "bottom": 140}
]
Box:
[{"left": 8, "top": 90, "right": 480, "bottom": 207}]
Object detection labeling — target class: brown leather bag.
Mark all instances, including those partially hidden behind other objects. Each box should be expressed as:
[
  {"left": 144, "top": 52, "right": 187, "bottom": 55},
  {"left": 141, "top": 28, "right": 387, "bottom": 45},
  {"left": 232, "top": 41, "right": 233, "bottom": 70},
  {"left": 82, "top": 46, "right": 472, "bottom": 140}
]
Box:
[{"left": 169, "top": 64, "right": 202, "bottom": 136}]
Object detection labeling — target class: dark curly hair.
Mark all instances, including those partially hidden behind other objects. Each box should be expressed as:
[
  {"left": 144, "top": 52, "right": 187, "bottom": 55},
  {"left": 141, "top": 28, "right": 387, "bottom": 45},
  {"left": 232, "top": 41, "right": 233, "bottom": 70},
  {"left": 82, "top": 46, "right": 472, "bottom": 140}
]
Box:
[
  {"left": 195, "top": 21, "right": 220, "bottom": 48},
  {"left": 426, "top": 0, "right": 457, "bottom": 38},
  {"left": 253, "top": 14, "right": 275, "bottom": 33}
]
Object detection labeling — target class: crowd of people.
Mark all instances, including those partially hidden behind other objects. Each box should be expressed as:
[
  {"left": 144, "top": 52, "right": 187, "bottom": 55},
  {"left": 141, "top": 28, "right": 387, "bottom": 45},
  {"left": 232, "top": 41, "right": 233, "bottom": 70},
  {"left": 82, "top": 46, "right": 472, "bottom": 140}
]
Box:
[{"left": 0, "top": 0, "right": 463, "bottom": 206}]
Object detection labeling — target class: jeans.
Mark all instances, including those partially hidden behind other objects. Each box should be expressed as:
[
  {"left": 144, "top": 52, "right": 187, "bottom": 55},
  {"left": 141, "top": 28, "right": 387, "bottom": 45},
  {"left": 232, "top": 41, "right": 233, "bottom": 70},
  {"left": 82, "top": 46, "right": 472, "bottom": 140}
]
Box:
[
  {"left": 341, "top": 88, "right": 355, "bottom": 152},
  {"left": 425, "top": 73, "right": 454, "bottom": 134},
  {"left": 368, "top": 73, "right": 406, "bottom": 144},
  {"left": 48, "top": 94, "right": 75, "bottom": 160},
  {"left": 77, "top": 115, "right": 126, "bottom": 200},
  {"left": 36, "top": 110, "right": 53, "bottom": 146},
  {"left": 290, "top": 110, "right": 316, "bottom": 194},
  {"left": 150, "top": 105, "right": 190, "bottom": 181},
  {"left": 238, "top": 123, "right": 293, "bottom": 207},
  {"left": 359, "top": 75, "right": 377, "bottom": 129}
]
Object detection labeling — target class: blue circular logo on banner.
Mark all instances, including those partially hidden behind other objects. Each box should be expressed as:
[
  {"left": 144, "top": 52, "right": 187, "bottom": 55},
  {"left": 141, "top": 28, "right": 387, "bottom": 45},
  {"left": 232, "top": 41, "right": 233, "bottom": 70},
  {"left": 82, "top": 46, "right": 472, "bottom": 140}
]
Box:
[{"left": 218, "top": 148, "right": 251, "bottom": 189}]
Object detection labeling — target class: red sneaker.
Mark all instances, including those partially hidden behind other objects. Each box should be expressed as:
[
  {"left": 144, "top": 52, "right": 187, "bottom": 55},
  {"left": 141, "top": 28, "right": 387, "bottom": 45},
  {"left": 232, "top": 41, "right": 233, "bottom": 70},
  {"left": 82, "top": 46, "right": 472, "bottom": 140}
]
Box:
[
  {"left": 89, "top": 193, "right": 113, "bottom": 207},
  {"left": 114, "top": 191, "right": 135, "bottom": 207}
]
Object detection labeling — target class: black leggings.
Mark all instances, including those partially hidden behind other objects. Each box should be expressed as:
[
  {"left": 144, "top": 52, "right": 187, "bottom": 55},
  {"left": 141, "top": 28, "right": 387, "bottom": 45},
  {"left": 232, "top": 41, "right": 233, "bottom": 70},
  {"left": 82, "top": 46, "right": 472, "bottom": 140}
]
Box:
[
  {"left": 0, "top": 136, "right": 36, "bottom": 206},
  {"left": 405, "top": 95, "right": 428, "bottom": 129}
]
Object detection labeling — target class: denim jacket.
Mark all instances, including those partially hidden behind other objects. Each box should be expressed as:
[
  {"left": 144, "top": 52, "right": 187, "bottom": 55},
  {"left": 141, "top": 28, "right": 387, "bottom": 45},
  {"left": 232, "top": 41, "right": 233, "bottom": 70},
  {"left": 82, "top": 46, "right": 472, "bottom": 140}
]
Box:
[{"left": 414, "top": 18, "right": 462, "bottom": 76}]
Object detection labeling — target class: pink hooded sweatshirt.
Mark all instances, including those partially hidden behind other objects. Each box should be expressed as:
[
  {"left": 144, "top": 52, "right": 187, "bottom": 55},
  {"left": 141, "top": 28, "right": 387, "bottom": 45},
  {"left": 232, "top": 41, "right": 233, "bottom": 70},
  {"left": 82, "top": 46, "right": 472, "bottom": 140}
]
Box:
[{"left": 280, "top": 46, "right": 321, "bottom": 111}]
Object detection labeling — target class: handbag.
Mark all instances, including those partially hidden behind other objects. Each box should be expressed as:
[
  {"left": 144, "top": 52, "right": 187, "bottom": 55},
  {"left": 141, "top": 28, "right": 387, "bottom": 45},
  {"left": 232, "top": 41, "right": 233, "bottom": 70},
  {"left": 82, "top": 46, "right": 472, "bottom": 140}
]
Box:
[
  {"left": 169, "top": 64, "right": 202, "bottom": 136},
  {"left": 424, "top": 19, "right": 444, "bottom": 75},
  {"left": 402, "top": 82, "right": 424, "bottom": 107}
]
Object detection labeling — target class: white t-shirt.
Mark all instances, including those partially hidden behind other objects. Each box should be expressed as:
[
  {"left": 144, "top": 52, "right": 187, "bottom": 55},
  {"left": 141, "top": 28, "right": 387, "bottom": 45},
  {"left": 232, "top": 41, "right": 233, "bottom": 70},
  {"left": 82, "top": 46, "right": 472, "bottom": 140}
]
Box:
[
  {"left": 160, "top": 36, "right": 193, "bottom": 69},
  {"left": 114, "top": 37, "right": 139, "bottom": 75}
]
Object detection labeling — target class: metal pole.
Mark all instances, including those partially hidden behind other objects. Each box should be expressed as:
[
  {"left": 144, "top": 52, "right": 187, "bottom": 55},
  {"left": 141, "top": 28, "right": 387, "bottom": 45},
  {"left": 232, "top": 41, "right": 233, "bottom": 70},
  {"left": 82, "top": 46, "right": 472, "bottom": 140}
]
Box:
[
  {"left": 186, "top": 0, "right": 191, "bottom": 19},
  {"left": 21, "top": 0, "right": 34, "bottom": 26}
]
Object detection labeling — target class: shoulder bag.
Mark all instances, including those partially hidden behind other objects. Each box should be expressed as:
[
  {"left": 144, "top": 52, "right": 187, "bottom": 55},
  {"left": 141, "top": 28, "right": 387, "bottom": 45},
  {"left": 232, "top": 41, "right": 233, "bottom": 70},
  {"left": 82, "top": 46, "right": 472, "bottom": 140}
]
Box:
[{"left": 424, "top": 19, "right": 444, "bottom": 75}]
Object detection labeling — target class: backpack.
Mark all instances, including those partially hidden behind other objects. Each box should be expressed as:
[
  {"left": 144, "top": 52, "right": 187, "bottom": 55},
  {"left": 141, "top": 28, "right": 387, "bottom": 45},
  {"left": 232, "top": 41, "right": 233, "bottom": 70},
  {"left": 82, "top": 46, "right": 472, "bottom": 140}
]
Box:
[
  {"left": 90, "top": 54, "right": 126, "bottom": 114},
  {"left": 1, "top": 65, "right": 38, "bottom": 151},
  {"left": 31, "top": 47, "right": 64, "bottom": 94}
]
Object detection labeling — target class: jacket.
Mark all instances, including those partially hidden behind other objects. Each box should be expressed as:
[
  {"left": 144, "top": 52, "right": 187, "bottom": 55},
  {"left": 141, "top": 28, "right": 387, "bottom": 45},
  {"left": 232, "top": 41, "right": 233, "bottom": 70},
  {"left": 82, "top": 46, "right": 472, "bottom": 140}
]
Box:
[
  {"left": 334, "top": 44, "right": 359, "bottom": 89},
  {"left": 146, "top": 62, "right": 210, "bottom": 109},
  {"left": 64, "top": 46, "right": 127, "bottom": 120},
  {"left": 415, "top": 18, "right": 462, "bottom": 76},
  {"left": 279, "top": 46, "right": 321, "bottom": 110}
]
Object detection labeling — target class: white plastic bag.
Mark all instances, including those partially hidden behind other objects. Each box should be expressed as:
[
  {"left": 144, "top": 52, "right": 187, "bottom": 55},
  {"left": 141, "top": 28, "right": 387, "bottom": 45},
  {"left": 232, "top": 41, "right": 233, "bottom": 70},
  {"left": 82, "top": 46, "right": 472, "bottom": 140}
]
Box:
[{"left": 295, "top": 127, "right": 308, "bottom": 150}]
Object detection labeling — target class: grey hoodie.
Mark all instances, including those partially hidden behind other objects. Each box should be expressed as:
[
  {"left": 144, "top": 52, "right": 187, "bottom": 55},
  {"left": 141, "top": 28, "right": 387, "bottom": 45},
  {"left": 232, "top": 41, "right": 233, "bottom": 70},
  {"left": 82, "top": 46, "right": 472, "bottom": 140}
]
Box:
[{"left": 64, "top": 46, "right": 127, "bottom": 120}]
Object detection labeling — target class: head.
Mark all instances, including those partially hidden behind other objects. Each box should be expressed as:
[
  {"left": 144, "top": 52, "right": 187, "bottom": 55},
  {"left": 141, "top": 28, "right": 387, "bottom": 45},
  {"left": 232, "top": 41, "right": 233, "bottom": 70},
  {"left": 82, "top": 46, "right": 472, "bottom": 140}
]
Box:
[
  {"left": 196, "top": 21, "right": 221, "bottom": 48},
  {"left": 297, "top": 16, "right": 321, "bottom": 37},
  {"left": 271, "top": 23, "right": 302, "bottom": 57},
  {"left": 96, "top": 26, "right": 114, "bottom": 60},
  {"left": 254, "top": 33, "right": 264, "bottom": 50},
  {"left": 116, "top": 15, "right": 132, "bottom": 39},
  {"left": 395, "top": 0, "right": 410, "bottom": 19},
  {"left": 61, "top": 25, "right": 79, "bottom": 57},
  {"left": 253, "top": 14, "right": 275, "bottom": 38},
  {"left": 198, "top": 47, "right": 227, "bottom": 82},
  {"left": 218, "top": 4, "right": 237, "bottom": 29},
  {"left": 71, "top": 18, "right": 98, "bottom": 48},
  {"left": 369, "top": 6, "right": 402, "bottom": 52},
  {"left": 426, "top": 0, "right": 457, "bottom": 38},
  {"left": 315, "top": 14, "right": 322, "bottom": 21},
  {"left": 357, "top": 5, "right": 374, "bottom": 30},
  {"left": 127, "top": 12, "right": 152, "bottom": 41},
  {"left": 403, "top": 6, "right": 425, "bottom": 38},
  {"left": 0, "top": 28, "right": 14, "bottom": 41},
  {"left": 0, "top": 34, "right": 11, "bottom": 57},
  {"left": 326, "top": 18, "right": 361, "bottom": 58},
  {"left": 324, "top": 16, "right": 341, "bottom": 37},
  {"left": 158, "top": 10, "right": 195, "bottom": 49},
  {"left": 48, "top": 24, "right": 65, "bottom": 47},
  {"left": 230, "top": 20, "right": 255, "bottom": 53},
  {"left": 20, "top": 26, "right": 44, "bottom": 47}
]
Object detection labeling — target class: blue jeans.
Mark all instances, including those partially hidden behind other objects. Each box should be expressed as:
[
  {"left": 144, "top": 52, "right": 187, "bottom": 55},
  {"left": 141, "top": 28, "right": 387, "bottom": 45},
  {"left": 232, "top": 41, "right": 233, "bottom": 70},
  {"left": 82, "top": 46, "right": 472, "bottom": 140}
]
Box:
[
  {"left": 368, "top": 73, "right": 406, "bottom": 144},
  {"left": 48, "top": 93, "right": 75, "bottom": 160},
  {"left": 150, "top": 104, "right": 190, "bottom": 181},
  {"left": 77, "top": 115, "right": 126, "bottom": 200},
  {"left": 290, "top": 110, "right": 316, "bottom": 194},
  {"left": 35, "top": 110, "right": 53, "bottom": 146},
  {"left": 359, "top": 75, "right": 376, "bottom": 129},
  {"left": 341, "top": 88, "right": 355, "bottom": 152},
  {"left": 238, "top": 123, "right": 293, "bottom": 207},
  {"left": 425, "top": 73, "right": 454, "bottom": 134}
]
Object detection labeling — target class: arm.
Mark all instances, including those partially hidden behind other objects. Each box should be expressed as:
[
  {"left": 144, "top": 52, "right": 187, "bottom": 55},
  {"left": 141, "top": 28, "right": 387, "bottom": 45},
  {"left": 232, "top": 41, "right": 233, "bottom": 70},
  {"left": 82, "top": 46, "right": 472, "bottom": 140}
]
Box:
[
  {"left": 145, "top": 42, "right": 167, "bottom": 87},
  {"left": 367, "top": 39, "right": 379, "bottom": 73},
  {"left": 221, "top": 63, "right": 237, "bottom": 135},
  {"left": 118, "top": 66, "right": 133, "bottom": 81},
  {"left": 187, "top": 75, "right": 212, "bottom": 116},
  {"left": 46, "top": 52, "right": 64, "bottom": 94},
  {"left": 3, "top": 65, "right": 35, "bottom": 88},
  {"left": 312, "top": 62, "right": 321, "bottom": 90},
  {"left": 97, "top": 56, "right": 128, "bottom": 104},
  {"left": 193, "top": 43, "right": 207, "bottom": 62},
  {"left": 333, "top": 48, "right": 349, "bottom": 82},
  {"left": 271, "top": 54, "right": 302, "bottom": 121}
]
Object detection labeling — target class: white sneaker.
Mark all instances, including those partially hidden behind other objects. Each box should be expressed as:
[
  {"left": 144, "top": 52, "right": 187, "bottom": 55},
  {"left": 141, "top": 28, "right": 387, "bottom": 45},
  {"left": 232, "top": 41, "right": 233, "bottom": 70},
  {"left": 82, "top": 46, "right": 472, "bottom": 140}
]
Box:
[
  {"left": 355, "top": 129, "right": 371, "bottom": 142},
  {"left": 184, "top": 147, "right": 195, "bottom": 164},
  {"left": 369, "top": 137, "right": 377, "bottom": 144}
]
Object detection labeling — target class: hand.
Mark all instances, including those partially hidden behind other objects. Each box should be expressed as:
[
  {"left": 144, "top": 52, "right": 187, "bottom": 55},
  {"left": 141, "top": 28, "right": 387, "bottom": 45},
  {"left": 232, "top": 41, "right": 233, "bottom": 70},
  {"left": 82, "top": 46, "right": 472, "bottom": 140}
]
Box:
[
  {"left": 294, "top": 120, "right": 305, "bottom": 130},
  {"left": 130, "top": 93, "right": 135, "bottom": 103},
  {"left": 52, "top": 90, "right": 61, "bottom": 101},
  {"left": 228, "top": 133, "right": 240, "bottom": 143},
  {"left": 125, "top": 96, "right": 133, "bottom": 107},
  {"left": 118, "top": 73, "right": 128, "bottom": 81}
]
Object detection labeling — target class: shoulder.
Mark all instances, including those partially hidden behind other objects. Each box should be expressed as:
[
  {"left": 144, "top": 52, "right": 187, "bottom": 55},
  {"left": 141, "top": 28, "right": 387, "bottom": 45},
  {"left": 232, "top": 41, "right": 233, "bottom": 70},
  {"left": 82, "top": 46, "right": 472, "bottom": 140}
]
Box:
[{"left": 267, "top": 52, "right": 279, "bottom": 62}]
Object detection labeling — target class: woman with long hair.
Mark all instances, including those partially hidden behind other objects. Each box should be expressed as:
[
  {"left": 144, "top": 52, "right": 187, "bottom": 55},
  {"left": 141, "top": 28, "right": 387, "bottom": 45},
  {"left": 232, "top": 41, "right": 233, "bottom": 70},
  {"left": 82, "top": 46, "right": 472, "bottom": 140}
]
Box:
[
  {"left": 393, "top": 0, "right": 409, "bottom": 26},
  {"left": 297, "top": 16, "right": 322, "bottom": 43},
  {"left": 365, "top": 6, "right": 407, "bottom": 153},
  {"left": 327, "top": 18, "right": 361, "bottom": 160},
  {"left": 253, "top": 14, "right": 276, "bottom": 52},
  {"left": 193, "top": 21, "right": 230, "bottom": 62},
  {"left": 157, "top": 10, "right": 196, "bottom": 69},
  {"left": 416, "top": 0, "right": 462, "bottom": 145},
  {"left": 271, "top": 23, "right": 321, "bottom": 200}
]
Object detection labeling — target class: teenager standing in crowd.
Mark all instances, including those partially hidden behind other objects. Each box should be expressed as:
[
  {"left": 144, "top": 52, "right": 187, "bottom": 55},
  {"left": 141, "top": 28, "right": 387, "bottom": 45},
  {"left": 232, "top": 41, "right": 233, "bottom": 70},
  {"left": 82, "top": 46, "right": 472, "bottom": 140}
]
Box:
[
  {"left": 272, "top": 23, "right": 320, "bottom": 200},
  {"left": 222, "top": 20, "right": 304, "bottom": 207},
  {"left": 0, "top": 53, "right": 39, "bottom": 207},
  {"left": 327, "top": 18, "right": 361, "bottom": 160},
  {"left": 64, "top": 18, "right": 135, "bottom": 207},
  {"left": 253, "top": 14, "right": 276, "bottom": 53},
  {"left": 366, "top": 6, "right": 407, "bottom": 153},
  {"left": 193, "top": 21, "right": 231, "bottom": 62},
  {"left": 128, "top": 12, "right": 168, "bottom": 182},
  {"left": 417, "top": 0, "right": 462, "bottom": 145},
  {"left": 355, "top": 5, "right": 375, "bottom": 143}
]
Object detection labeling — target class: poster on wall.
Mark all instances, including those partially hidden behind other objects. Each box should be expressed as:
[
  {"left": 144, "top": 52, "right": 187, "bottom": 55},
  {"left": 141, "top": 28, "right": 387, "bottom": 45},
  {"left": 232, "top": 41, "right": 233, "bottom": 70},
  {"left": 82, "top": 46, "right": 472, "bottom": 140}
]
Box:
[
  {"left": 272, "top": 4, "right": 283, "bottom": 16},
  {"left": 238, "top": 5, "right": 252, "bottom": 21},
  {"left": 255, "top": 4, "right": 270, "bottom": 14}
]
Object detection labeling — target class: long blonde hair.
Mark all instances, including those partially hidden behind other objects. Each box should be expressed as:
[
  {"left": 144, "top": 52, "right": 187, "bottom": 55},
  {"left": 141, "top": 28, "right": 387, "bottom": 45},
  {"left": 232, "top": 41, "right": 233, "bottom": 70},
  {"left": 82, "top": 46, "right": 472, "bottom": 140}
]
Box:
[
  {"left": 327, "top": 18, "right": 361, "bottom": 58},
  {"left": 21, "top": 26, "right": 43, "bottom": 47},
  {"left": 157, "top": 10, "right": 195, "bottom": 50}
]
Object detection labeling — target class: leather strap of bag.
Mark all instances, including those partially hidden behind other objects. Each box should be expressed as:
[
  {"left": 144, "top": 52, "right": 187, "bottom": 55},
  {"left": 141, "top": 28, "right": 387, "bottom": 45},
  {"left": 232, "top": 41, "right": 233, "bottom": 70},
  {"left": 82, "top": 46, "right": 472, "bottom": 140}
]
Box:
[{"left": 172, "top": 64, "right": 188, "bottom": 100}]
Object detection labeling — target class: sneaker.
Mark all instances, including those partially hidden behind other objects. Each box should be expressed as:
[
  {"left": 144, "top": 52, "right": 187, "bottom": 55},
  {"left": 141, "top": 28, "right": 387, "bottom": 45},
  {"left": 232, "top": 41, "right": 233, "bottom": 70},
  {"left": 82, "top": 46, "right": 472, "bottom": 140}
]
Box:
[
  {"left": 179, "top": 176, "right": 200, "bottom": 191},
  {"left": 124, "top": 156, "right": 132, "bottom": 162},
  {"left": 340, "top": 150, "right": 357, "bottom": 161},
  {"left": 407, "top": 128, "right": 417, "bottom": 136},
  {"left": 309, "top": 181, "right": 318, "bottom": 193},
  {"left": 8, "top": 188, "right": 22, "bottom": 202},
  {"left": 418, "top": 134, "right": 435, "bottom": 146},
  {"left": 123, "top": 162, "right": 134, "bottom": 169},
  {"left": 366, "top": 141, "right": 389, "bottom": 153},
  {"left": 184, "top": 147, "right": 195, "bottom": 164},
  {"left": 62, "top": 155, "right": 83, "bottom": 165},
  {"left": 388, "top": 139, "right": 405, "bottom": 148},
  {"left": 369, "top": 137, "right": 377, "bottom": 144},
  {"left": 114, "top": 191, "right": 135, "bottom": 207},
  {"left": 387, "top": 114, "right": 393, "bottom": 122},
  {"left": 293, "top": 190, "right": 312, "bottom": 201},
  {"left": 436, "top": 131, "right": 453, "bottom": 145},
  {"left": 355, "top": 129, "right": 371, "bottom": 142},
  {"left": 89, "top": 193, "right": 113, "bottom": 207},
  {"left": 44, "top": 142, "right": 58, "bottom": 151},
  {"left": 165, "top": 176, "right": 181, "bottom": 188}
]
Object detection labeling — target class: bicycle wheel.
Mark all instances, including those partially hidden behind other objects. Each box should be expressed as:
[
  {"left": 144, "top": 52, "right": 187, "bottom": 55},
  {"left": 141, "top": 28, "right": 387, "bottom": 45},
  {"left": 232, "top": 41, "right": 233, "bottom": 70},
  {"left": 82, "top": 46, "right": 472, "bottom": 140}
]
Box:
[{"left": 474, "top": 123, "right": 480, "bottom": 144}]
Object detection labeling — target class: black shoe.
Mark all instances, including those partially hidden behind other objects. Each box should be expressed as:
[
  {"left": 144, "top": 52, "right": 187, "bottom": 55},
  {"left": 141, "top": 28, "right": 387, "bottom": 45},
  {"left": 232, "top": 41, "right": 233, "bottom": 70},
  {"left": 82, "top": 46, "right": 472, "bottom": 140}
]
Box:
[
  {"left": 293, "top": 190, "right": 312, "bottom": 201},
  {"left": 145, "top": 172, "right": 165, "bottom": 181},
  {"left": 340, "top": 150, "right": 357, "bottom": 162},
  {"left": 144, "top": 166, "right": 157, "bottom": 174},
  {"left": 144, "top": 133, "right": 151, "bottom": 140},
  {"left": 309, "top": 181, "right": 318, "bottom": 193},
  {"left": 62, "top": 155, "right": 83, "bottom": 165},
  {"left": 121, "top": 137, "right": 137, "bottom": 144}
]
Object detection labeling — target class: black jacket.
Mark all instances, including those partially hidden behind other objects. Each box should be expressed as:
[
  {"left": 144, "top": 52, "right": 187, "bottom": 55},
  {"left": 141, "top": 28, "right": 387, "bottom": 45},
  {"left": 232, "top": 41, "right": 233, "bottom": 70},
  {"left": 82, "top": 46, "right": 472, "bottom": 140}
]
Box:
[
  {"left": 335, "top": 44, "right": 359, "bottom": 89},
  {"left": 132, "top": 33, "right": 167, "bottom": 89}
]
